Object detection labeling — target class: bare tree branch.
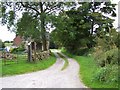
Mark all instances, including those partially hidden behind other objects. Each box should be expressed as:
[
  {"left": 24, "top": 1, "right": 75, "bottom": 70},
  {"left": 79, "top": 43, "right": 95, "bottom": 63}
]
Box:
[{"left": 20, "top": 2, "right": 40, "bottom": 15}]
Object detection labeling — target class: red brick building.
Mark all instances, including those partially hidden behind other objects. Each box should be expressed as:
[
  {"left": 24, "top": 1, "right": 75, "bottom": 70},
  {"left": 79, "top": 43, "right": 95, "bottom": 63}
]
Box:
[{"left": 13, "top": 35, "right": 23, "bottom": 47}]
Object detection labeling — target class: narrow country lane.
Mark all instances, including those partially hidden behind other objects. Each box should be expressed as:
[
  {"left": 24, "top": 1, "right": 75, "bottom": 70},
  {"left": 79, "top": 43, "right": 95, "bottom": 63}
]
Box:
[{"left": 0, "top": 50, "right": 87, "bottom": 88}]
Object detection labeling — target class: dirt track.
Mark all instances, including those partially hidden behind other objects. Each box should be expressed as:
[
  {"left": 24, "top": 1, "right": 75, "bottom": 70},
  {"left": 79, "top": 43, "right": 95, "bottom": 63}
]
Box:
[{"left": 0, "top": 50, "right": 86, "bottom": 88}]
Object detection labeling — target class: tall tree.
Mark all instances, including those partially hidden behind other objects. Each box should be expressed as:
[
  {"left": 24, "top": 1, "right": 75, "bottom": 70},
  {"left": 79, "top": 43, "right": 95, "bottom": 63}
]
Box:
[
  {"left": 78, "top": 2, "right": 116, "bottom": 47},
  {"left": 51, "top": 1, "right": 117, "bottom": 54},
  {"left": 1, "top": 2, "right": 75, "bottom": 50}
]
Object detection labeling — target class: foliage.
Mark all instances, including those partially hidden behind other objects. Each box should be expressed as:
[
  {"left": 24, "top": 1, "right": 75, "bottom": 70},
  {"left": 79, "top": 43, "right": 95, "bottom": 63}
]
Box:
[
  {"left": 16, "top": 12, "right": 40, "bottom": 40},
  {"left": 4, "top": 41, "right": 11, "bottom": 43},
  {"left": 0, "top": 39, "right": 5, "bottom": 48},
  {"left": 93, "top": 27, "right": 118, "bottom": 66},
  {"left": 10, "top": 42, "right": 25, "bottom": 54},
  {"left": 49, "top": 40, "right": 58, "bottom": 49},
  {"left": 0, "top": 39, "right": 2, "bottom": 48},
  {"left": 93, "top": 47, "right": 118, "bottom": 66},
  {"left": 2, "top": 42, "right": 5, "bottom": 48},
  {"left": 4, "top": 42, "right": 13, "bottom": 47},
  {"left": 93, "top": 42, "right": 118, "bottom": 84},
  {"left": 92, "top": 65, "right": 118, "bottom": 83},
  {"left": 91, "top": 26, "right": 119, "bottom": 87},
  {"left": 92, "top": 26, "right": 118, "bottom": 85},
  {"left": 51, "top": 2, "right": 116, "bottom": 54},
  {"left": 1, "top": 2, "right": 76, "bottom": 51},
  {"left": 10, "top": 47, "right": 25, "bottom": 54},
  {"left": 51, "top": 11, "right": 91, "bottom": 54},
  {"left": 49, "top": 33, "right": 58, "bottom": 49}
]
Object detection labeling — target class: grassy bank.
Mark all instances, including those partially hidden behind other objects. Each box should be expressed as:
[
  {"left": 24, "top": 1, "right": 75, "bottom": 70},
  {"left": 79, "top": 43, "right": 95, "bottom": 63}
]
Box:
[
  {"left": 57, "top": 52, "right": 69, "bottom": 70},
  {"left": 62, "top": 51, "right": 118, "bottom": 88},
  {"left": 0, "top": 59, "right": 2, "bottom": 76},
  {"left": 1, "top": 53, "right": 56, "bottom": 77}
]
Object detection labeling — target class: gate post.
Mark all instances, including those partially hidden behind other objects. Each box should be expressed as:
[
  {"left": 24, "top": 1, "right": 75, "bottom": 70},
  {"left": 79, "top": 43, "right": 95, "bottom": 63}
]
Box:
[{"left": 28, "top": 42, "right": 32, "bottom": 62}]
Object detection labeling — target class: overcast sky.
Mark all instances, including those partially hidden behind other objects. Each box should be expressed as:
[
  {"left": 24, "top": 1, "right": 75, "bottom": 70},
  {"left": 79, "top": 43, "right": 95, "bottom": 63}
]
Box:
[{"left": 0, "top": 0, "right": 119, "bottom": 42}]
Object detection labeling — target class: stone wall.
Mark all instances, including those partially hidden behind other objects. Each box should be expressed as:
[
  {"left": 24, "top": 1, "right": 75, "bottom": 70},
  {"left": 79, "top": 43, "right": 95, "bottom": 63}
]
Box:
[{"left": 32, "top": 50, "right": 50, "bottom": 61}]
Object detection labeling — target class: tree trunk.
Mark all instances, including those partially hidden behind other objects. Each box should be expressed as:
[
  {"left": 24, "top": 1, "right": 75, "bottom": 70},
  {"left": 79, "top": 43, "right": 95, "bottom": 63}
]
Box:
[
  {"left": 34, "top": 42, "right": 36, "bottom": 61},
  {"left": 91, "top": 20, "right": 94, "bottom": 35},
  {"left": 40, "top": 2, "right": 47, "bottom": 51},
  {"left": 28, "top": 43, "right": 32, "bottom": 62}
]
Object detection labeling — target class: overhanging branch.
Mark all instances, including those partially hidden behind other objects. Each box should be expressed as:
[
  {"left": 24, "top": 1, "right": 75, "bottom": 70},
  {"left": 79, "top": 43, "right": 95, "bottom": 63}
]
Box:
[{"left": 20, "top": 2, "right": 40, "bottom": 15}]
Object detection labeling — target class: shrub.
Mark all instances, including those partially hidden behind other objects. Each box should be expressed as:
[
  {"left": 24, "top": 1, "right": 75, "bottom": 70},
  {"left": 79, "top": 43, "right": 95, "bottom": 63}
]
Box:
[
  {"left": 92, "top": 65, "right": 118, "bottom": 83},
  {"left": 11, "top": 47, "right": 25, "bottom": 54},
  {"left": 92, "top": 66, "right": 111, "bottom": 82},
  {"left": 92, "top": 48, "right": 118, "bottom": 83},
  {"left": 93, "top": 48, "right": 118, "bottom": 67},
  {"left": 105, "top": 48, "right": 118, "bottom": 65}
]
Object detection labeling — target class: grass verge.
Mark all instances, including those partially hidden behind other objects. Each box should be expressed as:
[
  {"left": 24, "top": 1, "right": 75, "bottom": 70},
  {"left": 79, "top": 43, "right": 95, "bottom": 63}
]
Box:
[
  {"left": 0, "top": 59, "right": 2, "bottom": 77},
  {"left": 57, "top": 52, "right": 69, "bottom": 70},
  {"left": 62, "top": 51, "right": 118, "bottom": 88},
  {"left": 1, "top": 53, "right": 56, "bottom": 77}
]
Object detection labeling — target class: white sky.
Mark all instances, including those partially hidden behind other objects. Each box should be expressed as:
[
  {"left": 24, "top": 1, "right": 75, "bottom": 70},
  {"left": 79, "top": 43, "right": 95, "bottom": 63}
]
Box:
[
  {"left": 0, "top": 25, "right": 16, "bottom": 42},
  {"left": 0, "top": 0, "right": 119, "bottom": 42}
]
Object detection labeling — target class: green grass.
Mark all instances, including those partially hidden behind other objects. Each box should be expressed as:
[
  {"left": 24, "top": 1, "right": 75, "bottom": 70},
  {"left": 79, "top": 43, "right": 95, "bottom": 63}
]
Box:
[
  {"left": 1, "top": 53, "right": 56, "bottom": 77},
  {"left": 0, "top": 59, "right": 2, "bottom": 76},
  {"left": 4, "top": 43, "right": 13, "bottom": 46},
  {"left": 62, "top": 50, "right": 118, "bottom": 89},
  {"left": 57, "top": 52, "right": 69, "bottom": 70},
  {"left": 75, "top": 56, "right": 118, "bottom": 88}
]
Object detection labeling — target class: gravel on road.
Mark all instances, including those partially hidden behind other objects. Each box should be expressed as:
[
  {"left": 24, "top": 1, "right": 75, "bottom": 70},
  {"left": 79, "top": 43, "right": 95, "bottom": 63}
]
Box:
[{"left": 0, "top": 50, "right": 87, "bottom": 88}]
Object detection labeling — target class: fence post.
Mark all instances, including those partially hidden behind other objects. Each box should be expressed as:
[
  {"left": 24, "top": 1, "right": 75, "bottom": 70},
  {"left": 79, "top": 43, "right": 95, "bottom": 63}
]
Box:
[{"left": 28, "top": 42, "right": 32, "bottom": 62}]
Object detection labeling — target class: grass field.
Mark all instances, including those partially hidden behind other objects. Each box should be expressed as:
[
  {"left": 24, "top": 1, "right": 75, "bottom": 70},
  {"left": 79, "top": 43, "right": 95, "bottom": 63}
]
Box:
[
  {"left": 57, "top": 52, "right": 69, "bottom": 70},
  {"left": 0, "top": 59, "right": 2, "bottom": 77},
  {"left": 62, "top": 50, "right": 118, "bottom": 89},
  {"left": 1, "top": 53, "right": 56, "bottom": 77}
]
